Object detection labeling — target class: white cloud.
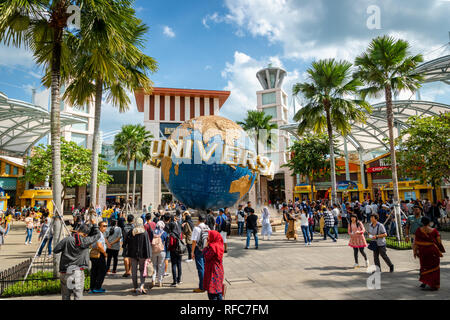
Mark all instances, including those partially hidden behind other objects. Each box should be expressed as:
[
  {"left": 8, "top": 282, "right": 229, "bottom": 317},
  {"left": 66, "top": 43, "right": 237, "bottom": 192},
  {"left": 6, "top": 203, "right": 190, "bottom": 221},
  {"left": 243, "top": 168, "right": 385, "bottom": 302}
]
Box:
[
  {"left": 219, "top": 51, "right": 301, "bottom": 121},
  {"left": 208, "top": 0, "right": 450, "bottom": 62},
  {"left": 0, "top": 44, "right": 35, "bottom": 68},
  {"left": 163, "top": 26, "right": 175, "bottom": 38}
]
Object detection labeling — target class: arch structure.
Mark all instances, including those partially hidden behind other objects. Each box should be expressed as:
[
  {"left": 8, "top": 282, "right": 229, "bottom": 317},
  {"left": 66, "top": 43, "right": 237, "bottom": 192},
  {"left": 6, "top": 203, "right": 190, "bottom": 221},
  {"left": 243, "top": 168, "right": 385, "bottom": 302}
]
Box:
[
  {"left": 280, "top": 100, "right": 450, "bottom": 154},
  {"left": 413, "top": 54, "right": 450, "bottom": 85},
  {"left": 0, "top": 92, "right": 87, "bottom": 156}
]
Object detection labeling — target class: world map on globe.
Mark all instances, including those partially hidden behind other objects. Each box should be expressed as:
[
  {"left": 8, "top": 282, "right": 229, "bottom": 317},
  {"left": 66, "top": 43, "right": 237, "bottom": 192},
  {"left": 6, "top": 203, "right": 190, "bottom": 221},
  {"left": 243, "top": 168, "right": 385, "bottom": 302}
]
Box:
[{"left": 160, "top": 115, "right": 258, "bottom": 210}]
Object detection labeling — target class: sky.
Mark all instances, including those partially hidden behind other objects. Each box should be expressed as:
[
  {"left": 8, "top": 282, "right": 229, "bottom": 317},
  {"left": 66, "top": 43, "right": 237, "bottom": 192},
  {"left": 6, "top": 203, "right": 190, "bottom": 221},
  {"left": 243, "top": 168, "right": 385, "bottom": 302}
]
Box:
[{"left": 0, "top": 0, "right": 449, "bottom": 140}]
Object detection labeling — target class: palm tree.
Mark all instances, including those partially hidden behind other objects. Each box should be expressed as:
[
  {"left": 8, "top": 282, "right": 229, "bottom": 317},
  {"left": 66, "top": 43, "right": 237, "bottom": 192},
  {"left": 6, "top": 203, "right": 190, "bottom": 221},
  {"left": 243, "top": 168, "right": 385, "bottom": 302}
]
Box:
[
  {"left": 292, "top": 59, "right": 371, "bottom": 205},
  {"left": 60, "top": 1, "right": 157, "bottom": 208},
  {"left": 129, "top": 125, "right": 153, "bottom": 211},
  {"left": 0, "top": 0, "right": 108, "bottom": 275},
  {"left": 237, "top": 110, "right": 278, "bottom": 206},
  {"left": 354, "top": 35, "right": 424, "bottom": 238},
  {"left": 113, "top": 125, "right": 136, "bottom": 213}
]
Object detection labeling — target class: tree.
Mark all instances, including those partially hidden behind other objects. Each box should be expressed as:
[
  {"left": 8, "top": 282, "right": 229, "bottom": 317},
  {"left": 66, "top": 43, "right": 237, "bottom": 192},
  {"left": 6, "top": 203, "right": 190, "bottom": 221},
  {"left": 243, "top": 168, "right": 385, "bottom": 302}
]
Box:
[
  {"left": 396, "top": 114, "right": 450, "bottom": 201},
  {"left": 58, "top": 1, "right": 157, "bottom": 208},
  {"left": 237, "top": 110, "right": 278, "bottom": 206},
  {"left": 293, "top": 59, "right": 371, "bottom": 205},
  {"left": 24, "top": 139, "right": 112, "bottom": 199},
  {"left": 113, "top": 124, "right": 152, "bottom": 212},
  {"left": 283, "top": 133, "right": 339, "bottom": 201},
  {"left": 354, "top": 35, "right": 424, "bottom": 237}
]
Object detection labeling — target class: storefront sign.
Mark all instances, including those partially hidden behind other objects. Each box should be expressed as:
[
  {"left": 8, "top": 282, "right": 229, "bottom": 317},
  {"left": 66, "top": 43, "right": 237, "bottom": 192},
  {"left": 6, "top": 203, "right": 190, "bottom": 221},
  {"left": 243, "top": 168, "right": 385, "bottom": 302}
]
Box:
[{"left": 367, "top": 166, "right": 390, "bottom": 173}]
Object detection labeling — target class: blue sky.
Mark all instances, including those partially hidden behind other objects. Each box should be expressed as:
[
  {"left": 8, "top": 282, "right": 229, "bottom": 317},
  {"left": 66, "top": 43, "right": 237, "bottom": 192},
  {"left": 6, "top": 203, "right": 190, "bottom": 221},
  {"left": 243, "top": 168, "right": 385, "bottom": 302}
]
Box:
[{"left": 0, "top": 0, "right": 449, "bottom": 136}]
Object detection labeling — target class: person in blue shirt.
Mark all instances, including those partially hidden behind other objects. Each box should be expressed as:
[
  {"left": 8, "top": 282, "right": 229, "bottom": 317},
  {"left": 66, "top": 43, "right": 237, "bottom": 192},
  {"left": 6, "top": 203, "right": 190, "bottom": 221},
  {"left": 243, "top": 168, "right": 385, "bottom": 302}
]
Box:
[{"left": 215, "top": 209, "right": 228, "bottom": 253}]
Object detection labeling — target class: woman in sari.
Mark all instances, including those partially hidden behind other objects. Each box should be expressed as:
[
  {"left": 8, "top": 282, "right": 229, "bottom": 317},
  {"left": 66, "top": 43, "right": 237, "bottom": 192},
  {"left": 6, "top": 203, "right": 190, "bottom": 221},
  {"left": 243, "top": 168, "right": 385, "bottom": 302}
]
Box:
[
  {"left": 413, "top": 216, "right": 445, "bottom": 291},
  {"left": 286, "top": 208, "right": 298, "bottom": 240},
  {"left": 203, "top": 230, "right": 225, "bottom": 300},
  {"left": 260, "top": 207, "right": 272, "bottom": 241}
]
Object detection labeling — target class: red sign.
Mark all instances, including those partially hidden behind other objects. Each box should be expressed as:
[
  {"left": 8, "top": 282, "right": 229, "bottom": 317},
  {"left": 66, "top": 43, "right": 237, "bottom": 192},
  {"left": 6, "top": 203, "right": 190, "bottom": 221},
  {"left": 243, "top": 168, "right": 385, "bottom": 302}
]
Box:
[{"left": 367, "top": 166, "right": 390, "bottom": 173}]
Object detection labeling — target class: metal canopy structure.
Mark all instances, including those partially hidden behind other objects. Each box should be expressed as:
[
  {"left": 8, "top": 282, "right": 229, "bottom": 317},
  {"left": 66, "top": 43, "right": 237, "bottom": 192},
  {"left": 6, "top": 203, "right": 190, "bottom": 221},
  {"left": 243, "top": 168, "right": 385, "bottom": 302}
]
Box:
[
  {"left": 414, "top": 54, "right": 450, "bottom": 84},
  {"left": 280, "top": 99, "right": 450, "bottom": 153},
  {"left": 0, "top": 92, "right": 87, "bottom": 156}
]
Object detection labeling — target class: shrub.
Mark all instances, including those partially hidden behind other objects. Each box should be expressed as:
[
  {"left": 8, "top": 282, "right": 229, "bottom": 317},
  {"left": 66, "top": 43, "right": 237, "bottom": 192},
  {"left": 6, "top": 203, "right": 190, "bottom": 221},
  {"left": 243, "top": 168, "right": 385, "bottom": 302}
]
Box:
[
  {"left": 1, "top": 270, "right": 90, "bottom": 298},
  {"left": 366, "top": 237, "right": 412, "bottom": 250}
]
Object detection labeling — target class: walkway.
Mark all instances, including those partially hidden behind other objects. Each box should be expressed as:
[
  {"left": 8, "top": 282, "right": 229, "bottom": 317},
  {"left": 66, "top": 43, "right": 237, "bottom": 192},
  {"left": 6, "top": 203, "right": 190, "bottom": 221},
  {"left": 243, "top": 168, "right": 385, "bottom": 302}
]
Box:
[{"left": 2, "top": 220, "right": 450, "bottom": 300}]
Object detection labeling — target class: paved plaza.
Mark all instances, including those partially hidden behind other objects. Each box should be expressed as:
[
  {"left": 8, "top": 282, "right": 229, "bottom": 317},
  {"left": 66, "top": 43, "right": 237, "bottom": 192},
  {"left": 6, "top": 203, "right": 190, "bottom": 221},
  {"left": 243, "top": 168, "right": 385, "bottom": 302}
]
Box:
[{"left": 2, "top": 218, "right": 450, "bottom": 300}]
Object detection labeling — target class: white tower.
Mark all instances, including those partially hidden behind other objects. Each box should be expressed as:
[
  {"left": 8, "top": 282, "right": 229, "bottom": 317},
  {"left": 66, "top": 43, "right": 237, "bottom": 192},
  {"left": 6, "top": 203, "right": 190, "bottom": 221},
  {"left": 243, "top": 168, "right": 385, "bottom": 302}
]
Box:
[{"left": 255, "top": 65, "right": 293, "bottom": 204}]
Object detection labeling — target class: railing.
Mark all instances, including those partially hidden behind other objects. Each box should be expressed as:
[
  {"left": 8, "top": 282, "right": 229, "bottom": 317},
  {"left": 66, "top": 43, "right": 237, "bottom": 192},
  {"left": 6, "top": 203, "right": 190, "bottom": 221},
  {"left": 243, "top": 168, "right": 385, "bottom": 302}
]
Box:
[{"left": 0, "top": 256, "right": 57, "bottom": 297}]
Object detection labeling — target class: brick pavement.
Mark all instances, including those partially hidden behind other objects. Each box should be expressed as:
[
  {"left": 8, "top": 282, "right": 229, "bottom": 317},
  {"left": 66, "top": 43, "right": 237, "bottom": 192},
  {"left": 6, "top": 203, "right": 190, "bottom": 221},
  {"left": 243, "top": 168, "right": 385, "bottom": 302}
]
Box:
[{"left": 3, "top": 220, "right": 450, "bottom": 300}]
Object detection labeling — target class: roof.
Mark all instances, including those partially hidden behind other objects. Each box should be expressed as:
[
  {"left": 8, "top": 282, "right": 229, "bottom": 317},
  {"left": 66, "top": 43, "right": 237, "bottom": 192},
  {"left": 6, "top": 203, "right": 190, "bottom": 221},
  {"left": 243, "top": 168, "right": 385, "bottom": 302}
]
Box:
[
  {"left": 280, "top": 99, "right": 450, "bottom": 154},
  {"left": 414, "top": 54, "right": 450, "bottom": 84},
  {"left": 0, "top": 92, "right": 87, "bottom": 157},
  {"left": 134, "top": 87, "right": 231, "bottom": 112},
  {"left": 0, "top": 155, "right": 25, "bottom": 168}
]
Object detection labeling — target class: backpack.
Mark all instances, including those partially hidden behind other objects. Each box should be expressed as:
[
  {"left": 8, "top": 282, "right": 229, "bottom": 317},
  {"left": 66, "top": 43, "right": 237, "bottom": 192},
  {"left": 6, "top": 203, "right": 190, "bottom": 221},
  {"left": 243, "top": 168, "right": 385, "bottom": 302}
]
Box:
[
  {"left": 196, "top": 225, "right": 210, "bottom": 251},
  {"left": 171, "top": 234, "right": 187, "bottom": 255},
  {"left": 152, "top": 233, "right": 165, "bottom": 255},
  {"left": 206, "top": 214, "right": 215, "bottom": 229}
]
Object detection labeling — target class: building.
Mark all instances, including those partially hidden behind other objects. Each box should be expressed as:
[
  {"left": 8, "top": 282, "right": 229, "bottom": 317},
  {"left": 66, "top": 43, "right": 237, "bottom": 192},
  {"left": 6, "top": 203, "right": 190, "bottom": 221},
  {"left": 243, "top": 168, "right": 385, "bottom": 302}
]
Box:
[
  {"left": 0, "top": 155, "right": 25, "bottom": 207},
  {"left": 134, "top": 87, "right": 231, "bottom": 207},
  {"left": 253, "top": 65, "right": 294, "bottom": 205}
]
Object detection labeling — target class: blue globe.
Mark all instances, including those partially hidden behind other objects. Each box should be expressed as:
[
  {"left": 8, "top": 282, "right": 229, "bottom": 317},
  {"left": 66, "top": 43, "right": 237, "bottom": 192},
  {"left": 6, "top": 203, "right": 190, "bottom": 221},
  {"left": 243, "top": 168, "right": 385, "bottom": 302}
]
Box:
[{"left": 161, "top": 115, "right": 257, "bottom": 210}]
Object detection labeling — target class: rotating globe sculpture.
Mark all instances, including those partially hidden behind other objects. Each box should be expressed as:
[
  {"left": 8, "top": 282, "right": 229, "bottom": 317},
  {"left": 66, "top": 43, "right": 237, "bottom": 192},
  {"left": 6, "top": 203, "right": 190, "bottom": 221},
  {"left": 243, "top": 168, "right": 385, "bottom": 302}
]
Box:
[{"left": 159, "top": 115, "right": 258, "bottom": 210}]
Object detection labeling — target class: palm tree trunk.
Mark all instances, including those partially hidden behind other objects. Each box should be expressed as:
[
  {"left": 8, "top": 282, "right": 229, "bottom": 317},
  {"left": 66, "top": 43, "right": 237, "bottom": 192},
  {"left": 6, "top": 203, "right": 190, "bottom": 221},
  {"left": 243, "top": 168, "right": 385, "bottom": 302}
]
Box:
[
  {"left": 132, "top": 158, "right": 137, "bottom": 212},
  {"left": 50, "top": 24, "right": 64, "bottom": 277},
  {"left": 126, "top": 157, "right": 130, "bottom": 214},
  {"left": 325, "top": 105, "right": 337, "bottom": 205},
  {"left": 255, "top": 132, "right": 261, "bottom": 207},
  {"left": 89, "top": 78, "right": 103, "bottom": 208},
  {"left": 385, "top": 85, "right": 403, "bottom": 239}
]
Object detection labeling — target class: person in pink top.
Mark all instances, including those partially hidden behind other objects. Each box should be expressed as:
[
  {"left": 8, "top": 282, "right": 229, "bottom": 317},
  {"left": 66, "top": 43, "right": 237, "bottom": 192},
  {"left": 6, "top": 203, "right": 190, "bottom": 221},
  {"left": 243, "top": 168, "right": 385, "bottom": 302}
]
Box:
[{"left": 348, "top": 214, "right": 369, "bottom": 268}]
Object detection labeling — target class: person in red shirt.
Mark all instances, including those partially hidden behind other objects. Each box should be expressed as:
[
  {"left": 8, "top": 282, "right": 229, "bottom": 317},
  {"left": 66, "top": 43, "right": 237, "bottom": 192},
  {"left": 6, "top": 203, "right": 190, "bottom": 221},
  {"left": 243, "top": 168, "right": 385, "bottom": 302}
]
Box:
[{"left": 203, "top": 230, "right": 225, "bottom": 300}]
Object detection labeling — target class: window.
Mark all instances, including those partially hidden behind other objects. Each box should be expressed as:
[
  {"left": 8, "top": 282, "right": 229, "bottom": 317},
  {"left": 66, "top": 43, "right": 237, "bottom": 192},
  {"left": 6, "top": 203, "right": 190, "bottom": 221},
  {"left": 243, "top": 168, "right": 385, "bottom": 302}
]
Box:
[
  {"left": 72, "top": 122, "right": 88, "bottom": 131},
  {"left": 4, "top": 164, "right": 10, "bottom": 175},
  {"left": 71, "top": 133, "right": 87, "bottom": 148},
  {"left": 263, "top": 106, "right": 277, "bottom": 119},
  {"left": 270, "top": 73, "right": 276, "bottom": 88},
  {"left": 13, "top": 166, "right": 18, "bottom": 175},
  {"left": 262, "top": 92, "right": 276, "bottom": 105}
]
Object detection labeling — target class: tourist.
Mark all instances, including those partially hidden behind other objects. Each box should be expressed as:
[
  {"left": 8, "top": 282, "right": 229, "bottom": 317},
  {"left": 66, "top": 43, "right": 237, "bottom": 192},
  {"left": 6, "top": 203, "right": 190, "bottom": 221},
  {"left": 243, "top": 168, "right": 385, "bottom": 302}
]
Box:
[
  {"left": 323, "top": 207, "right": 337, "bottom": 242},
  {"left": 24, "top": 212, "right": 34, "bottom": 245},
  {"left": 144, "top": 213, "right": 156, "bottom": 235},
  {"left": 331, "top": 204, "right": 340, "bottom": 239},
  {"left": 282, "top": 204, "right": 289, "bottom": 235},
  {"left": 245, "top": 206, "right": 259, "bottom": 249},
  {"left": 4, "top": 212, "right": 12, "bottom": 236},
  {"left": 191, "top": 214, "right": 210, "bottom": 293},
  {"left": 405, "top": 206, "right": 423, "bottom": 244},
  {"left": 348, "top": 214, "right": 369, "bottom": 268},
  {"left": 53, "top": 217, "right": 101, "bottom": 300},
  {"left": 368, "top": 213, "right": 394, "bottom": 273},
  {"left": 163, "top": 214, "right": 172, "bottom": 278},
  {"left": 205, "top": 209, "right": 216, "bottom": 231},
  {"left": 236, "top": 204, "right": 245, "bottom": 237},
  {"left": 300, "top": 209, "right": 311, "bottom": 246},
  {"left": 203, "top": 230, "right": 225, "bottom": 300},
  {"left": 215, "top": 208, "right": 229, "bottom": 253},
  {"left": 37, "top": 217, "right": 53, "bottom": 256},
  {"left": 286, "top": 208, "right": 297, "bottom": 240},
  {"left": 181, "top": 211, "right": 194, "bottom": 262},
  {"left": 430, "top": 202, "right": 441, "bottom": 229},
  {"left": 88, "top": 221, "right": 108, "bottom": 294},
  {"left": 151, "top": 221, "right": 168, "bottom": 287},
  {"left": 260, "top": 206, "right": 272, "bottom": 241},
  {"left": 318, "top": 207, "right": 325, "bottom": 236},
  {"left": 168, "top": 221, "right": 183, "bottom": 287},
  {"left": 105, "top": 219, "right": 122, "bottom": 275},
  {"left": 0, "top": 221, "right": 5, "bottom": 249},
  {"left": 244, "top": 201, "right": 255, "bottom": 217},
  {"left": 121, "top": 214, "right": 135, "bottom": 278},
  {"left": 364, "top": 201, "right": 373, "bottom": 223},
  {"left": 125, "top": 218, "right": 152, "bottom": 294},
  {"left": 341, "top": 202, "right": 348, "bottom": 228},
  {"left": 413, "top": 216, "right": 445, "bottom": 291},
  {"left": 308, "top": 209, "right": 315, "bottom": 241}
]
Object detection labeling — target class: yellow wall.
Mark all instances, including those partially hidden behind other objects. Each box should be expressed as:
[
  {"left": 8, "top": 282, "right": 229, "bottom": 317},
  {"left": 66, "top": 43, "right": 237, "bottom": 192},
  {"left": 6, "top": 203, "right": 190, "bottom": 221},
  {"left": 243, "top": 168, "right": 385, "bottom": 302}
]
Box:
[{"left": 20, "top": 190, "right": 53, "bottom": 214}]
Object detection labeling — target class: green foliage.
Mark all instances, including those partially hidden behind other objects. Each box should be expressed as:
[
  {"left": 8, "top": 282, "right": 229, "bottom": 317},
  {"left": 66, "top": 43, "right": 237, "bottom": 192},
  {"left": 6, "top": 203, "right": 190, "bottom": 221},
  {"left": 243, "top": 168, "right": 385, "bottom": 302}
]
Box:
[
  {"left": 283, "top": 133, "right": 339, "bottom": 181},
  {"left": 396, "top": 114, "right": 450, "bottom": 186},
  {"left": 1, "top": 270, "right": 90, "bottom": 297},
  {"left": 366, "top": 237, "right": 412, "bottom": 250},
  {"left": 237, "top": 110, "right": 278, "bottom": 151},
  {"left": 314, "top": 226, "right": 348, "bottom": 234},
  {"left": 113, "top": 124, "right": 153, "bottom": 167},
  {"left": 24, "top": 139, "right": 113, "bottom": 191}
]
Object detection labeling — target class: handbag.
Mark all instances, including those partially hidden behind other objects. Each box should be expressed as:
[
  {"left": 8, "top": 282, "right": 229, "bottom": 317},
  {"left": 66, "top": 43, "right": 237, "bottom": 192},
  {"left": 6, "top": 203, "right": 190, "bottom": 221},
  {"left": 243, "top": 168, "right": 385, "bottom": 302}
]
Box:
[
  {"left": 143, "top": 258, "right": 154, "bottom": 277},
  {"left": 367, "top": 224, "right": 380, "bottom": 251}
]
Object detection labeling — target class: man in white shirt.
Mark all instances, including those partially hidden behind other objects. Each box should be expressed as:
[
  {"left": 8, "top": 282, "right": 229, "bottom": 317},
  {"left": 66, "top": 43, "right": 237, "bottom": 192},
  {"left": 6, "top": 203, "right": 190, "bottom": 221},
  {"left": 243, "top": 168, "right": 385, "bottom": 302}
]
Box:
[
  {"left": 371, "top": 201, "right": 379, "bottom": 215},
  {"left": 331, "top": 204, "right": 340, "bottom": 239},
  {"left": 365, "top": 201, "right": 373, "bottom": 223},
  {"left": 191, "top": 214, "right": 210, "bottom": 293},
  {"left": 236, "top": 204, "right": 245, "bottom": 237}
]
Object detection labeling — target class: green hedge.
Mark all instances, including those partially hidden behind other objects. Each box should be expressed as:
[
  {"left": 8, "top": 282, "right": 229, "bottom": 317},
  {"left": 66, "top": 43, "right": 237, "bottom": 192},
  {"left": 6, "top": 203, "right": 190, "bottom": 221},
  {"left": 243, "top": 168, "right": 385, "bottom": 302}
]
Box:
[
  {"left": 1, "top": 270, "right": 90, "bottom": 298},
  {"left": 366, "top": 237, "right": 412, "bottom": 250}
]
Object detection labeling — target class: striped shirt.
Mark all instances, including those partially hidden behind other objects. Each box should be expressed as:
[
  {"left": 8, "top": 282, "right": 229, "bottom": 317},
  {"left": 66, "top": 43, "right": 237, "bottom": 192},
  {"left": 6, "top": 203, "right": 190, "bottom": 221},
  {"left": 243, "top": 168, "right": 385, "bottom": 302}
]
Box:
[{"left": 324, "top": 211, "right": 335, "bottom": 228}]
